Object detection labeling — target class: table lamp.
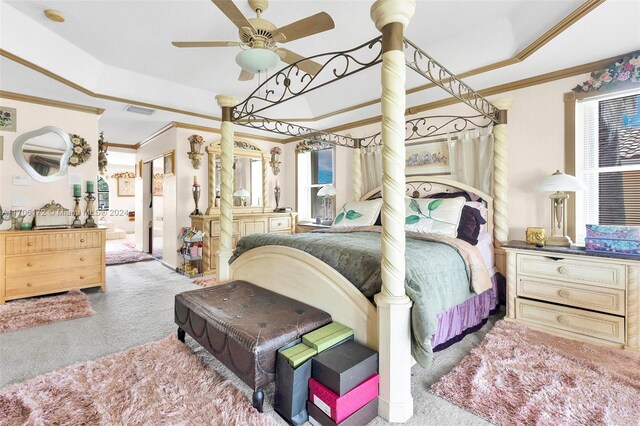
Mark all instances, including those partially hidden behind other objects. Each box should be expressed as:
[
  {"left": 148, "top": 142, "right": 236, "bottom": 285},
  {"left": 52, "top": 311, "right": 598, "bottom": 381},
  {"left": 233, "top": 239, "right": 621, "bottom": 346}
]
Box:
[
  {"left": 317, "top": 184, "right": 337, "bottom": 225},
  {"left": 234, "top": 188, "right": 250, "bottom": 207},
  {"left": 535, "top": 170, "right": 585, "bottom": 247}
]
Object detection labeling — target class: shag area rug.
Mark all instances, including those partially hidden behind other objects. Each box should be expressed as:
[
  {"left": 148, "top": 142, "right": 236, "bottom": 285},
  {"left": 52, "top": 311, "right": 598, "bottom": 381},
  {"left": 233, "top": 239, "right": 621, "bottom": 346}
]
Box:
[
  {"left": 0, "top": 290, "right": 94, "bottom": 334},
  {"left": 432, "top": 321, "right": 640, "bottom": 425},
  {"left": 106, "top": 247, "right": 155, "bottom": 266},
  {"left": 0, "top": 335, "right": 277, "bottom": 426},
  {"left": 193, "top": 276, "right": 217, "bottom": 287}
]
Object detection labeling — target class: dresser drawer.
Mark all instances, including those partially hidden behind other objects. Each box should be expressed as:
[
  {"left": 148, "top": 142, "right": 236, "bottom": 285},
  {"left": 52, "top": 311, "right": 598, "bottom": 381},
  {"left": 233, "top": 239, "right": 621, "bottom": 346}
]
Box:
[
  {"left": 210, "top": 220, "right": 240, "bottom": 235},
  {"left": 4, "top": 231, "right": 103, "bottom": 255},
  {"left": 5, "top": 248, "right": 103, "bottom": 277},
  {"left": 517, "top": 254, "right": 626, "bottom": 290},
  {"left": 5, "top": 267, "right": 102, "bottom": 299},
  {"left": 269, "top": 216, "right": 291, "bottom": 232},
  {"left": 515, "top": 298, "right": 625, "bottom": 344},
  {"left": 517, "top": 276, "right": 625, "bottom": 316}
]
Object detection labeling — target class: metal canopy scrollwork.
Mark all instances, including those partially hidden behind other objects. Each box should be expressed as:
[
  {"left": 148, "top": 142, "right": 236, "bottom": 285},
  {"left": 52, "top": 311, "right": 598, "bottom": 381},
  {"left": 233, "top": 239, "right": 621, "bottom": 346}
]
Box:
[
  {"left": 233, "top": 36, "right": 383, "bottom": 121},
  {"left": 235, "top": 113, "right": 359, "bottom": 148},
  {"left": 403, "top": 37, "right": 499, "bottom": 122},
  {"left": 359, "top": 114, "right": 494, "bottom": 147}
]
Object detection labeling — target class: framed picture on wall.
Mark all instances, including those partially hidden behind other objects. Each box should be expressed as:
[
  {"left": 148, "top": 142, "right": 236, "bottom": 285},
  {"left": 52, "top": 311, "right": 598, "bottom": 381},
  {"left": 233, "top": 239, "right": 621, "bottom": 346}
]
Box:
[
  {"left": 153, "top": 173, "right": 163, "bottom": 196},
  {"left": 404, "top": 137, "right": 451, "bottom": 176},
  {"left": 117, "top": 177, "right": 135, "bottom": 197},
  {"left": 0, "top": 107, "right": 16, "bottom": 132},
  {"left": 163, "top": 150, "right": 175, "bottom": 176}
]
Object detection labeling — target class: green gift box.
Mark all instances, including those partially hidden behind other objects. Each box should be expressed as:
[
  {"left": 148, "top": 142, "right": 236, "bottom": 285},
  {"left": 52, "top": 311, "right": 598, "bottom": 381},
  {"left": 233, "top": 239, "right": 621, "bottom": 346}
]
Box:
[
  {"left": 302, "top": 322, "right": 354, "bottom": 353},
  {"left": 280, "top": 343, "right": 317, "bottom": 368}
]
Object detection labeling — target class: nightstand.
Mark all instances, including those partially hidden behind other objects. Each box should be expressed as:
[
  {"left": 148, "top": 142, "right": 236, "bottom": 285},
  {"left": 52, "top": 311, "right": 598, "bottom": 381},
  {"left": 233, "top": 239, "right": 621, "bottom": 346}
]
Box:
[
  {"left": 296, "top": 222, "right": 331, "bottom": 234},
  {"left": 503, "top": 241, "right": 640, "bottom": 350}
]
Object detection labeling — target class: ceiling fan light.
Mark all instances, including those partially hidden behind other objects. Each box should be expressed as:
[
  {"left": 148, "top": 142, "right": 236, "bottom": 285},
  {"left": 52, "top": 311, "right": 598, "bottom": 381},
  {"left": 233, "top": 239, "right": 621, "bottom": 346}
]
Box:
[{"left": 235, "top": 48, "right": 279, "bottom": 74}]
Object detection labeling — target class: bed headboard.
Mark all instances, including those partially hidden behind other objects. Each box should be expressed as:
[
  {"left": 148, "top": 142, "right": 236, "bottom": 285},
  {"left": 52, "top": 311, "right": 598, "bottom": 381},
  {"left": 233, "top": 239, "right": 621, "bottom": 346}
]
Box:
[{"left": 360, "top": 176, "right": 494, "bottom": 237}]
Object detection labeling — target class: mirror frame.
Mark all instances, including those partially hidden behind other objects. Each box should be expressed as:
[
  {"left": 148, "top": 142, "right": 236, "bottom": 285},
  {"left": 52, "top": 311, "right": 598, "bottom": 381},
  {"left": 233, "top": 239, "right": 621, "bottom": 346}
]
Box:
[
  {"left": 205, "top": 140, "right": 267, "bottom": 214},
  {"left": 13, "top": 126, "right": 73, "bottom": 183}
]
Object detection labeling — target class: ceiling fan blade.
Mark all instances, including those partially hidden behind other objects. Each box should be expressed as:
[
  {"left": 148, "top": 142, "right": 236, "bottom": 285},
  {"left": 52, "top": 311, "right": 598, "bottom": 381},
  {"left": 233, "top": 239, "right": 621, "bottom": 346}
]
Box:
[
  {"left": 272, "top": 12, "right": 335, "bottom": 43},
  {"left": 238, "top": 69, "right": 255, "bottom": 81},
  {"left": 277, "top": 48, "right": 323, "bottom": 76},
  {"left": 172, "top": 41, "right": 240, "bottom": 48},
  {"left": 211, "top": 0, "right": 256, "bottom": 33}
]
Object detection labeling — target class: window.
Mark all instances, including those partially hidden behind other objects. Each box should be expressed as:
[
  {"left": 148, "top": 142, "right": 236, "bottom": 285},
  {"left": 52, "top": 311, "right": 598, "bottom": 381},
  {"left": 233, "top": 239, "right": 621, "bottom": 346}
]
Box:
[
  {"left": 574, "top": 91, "right": 640, "bottom": 242},
  {"left": 97, "top": 175, "right": 109, "bottom": 211},
  {"left": 297, "top": 148, "right": 335, "bottom": 221}
]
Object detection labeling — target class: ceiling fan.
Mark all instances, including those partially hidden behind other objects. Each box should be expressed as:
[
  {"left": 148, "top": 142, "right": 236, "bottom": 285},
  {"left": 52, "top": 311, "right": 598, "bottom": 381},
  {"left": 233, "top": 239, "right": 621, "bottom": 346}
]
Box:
[{"left": 172, "top": 0, "right": 335, "bottom": 81}]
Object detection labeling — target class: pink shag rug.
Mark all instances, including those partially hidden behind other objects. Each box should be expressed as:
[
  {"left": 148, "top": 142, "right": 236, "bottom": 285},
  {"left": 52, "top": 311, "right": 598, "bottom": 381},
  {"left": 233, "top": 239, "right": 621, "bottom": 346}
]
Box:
[
  {"left": 0, "top": 335, "right": 277, "bottom": 426},
  {"left": 0, "top": 290, "right": 94, "bottom": 334},
  {"left": 106, "top": 248, "right": 155, "bottom": 266},
  {"left": 193, "top": 276, "right": 217, "bottom": 287},
  {"left": 432, "top": 321, "right": 640, "bottom": 425}
]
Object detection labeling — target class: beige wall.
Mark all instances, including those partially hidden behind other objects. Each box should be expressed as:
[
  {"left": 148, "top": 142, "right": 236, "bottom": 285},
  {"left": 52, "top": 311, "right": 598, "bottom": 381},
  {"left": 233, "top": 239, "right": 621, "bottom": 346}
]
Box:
[
  {"left": 289, "top": 73, "right": 589, "bottom": 241},
  {"left": 0, "top": 97, "right": 99, "bottom": 230},
  {"left": 102, "top": 164, "right": 136, "bottom": 233}
]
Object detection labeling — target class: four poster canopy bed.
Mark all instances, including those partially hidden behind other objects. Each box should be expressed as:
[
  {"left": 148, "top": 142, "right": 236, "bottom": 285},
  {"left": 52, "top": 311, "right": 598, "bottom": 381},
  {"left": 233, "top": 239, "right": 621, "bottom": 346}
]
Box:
[{"left": 208, "top": 0, "right": 512, "bottom": 422}]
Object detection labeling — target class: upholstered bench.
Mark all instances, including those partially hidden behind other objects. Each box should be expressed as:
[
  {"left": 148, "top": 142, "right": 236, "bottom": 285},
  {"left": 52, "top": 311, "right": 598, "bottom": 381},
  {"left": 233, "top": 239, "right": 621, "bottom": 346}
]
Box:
[{"left": 174, "top": 280, "right": 331, "bottom": 412}]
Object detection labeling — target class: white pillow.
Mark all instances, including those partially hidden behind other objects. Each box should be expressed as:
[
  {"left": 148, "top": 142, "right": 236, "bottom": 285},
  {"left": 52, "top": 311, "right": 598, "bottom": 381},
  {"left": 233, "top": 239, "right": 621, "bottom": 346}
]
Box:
[
  {"left": 333, "top": 199, "right": 383, "bottom": 227},
  {"left": 404, "top": 197, "right": 466, "bottom": 237}
]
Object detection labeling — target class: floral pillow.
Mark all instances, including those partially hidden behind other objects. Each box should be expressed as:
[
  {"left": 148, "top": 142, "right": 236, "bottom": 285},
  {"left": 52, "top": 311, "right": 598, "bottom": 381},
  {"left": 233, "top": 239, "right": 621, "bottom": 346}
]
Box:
[
  {"left": 405, "top": 197, "right": 466, "bottom": 237},
  {"left": 333, "top": 199, "right": 383, "bottom": 228}
]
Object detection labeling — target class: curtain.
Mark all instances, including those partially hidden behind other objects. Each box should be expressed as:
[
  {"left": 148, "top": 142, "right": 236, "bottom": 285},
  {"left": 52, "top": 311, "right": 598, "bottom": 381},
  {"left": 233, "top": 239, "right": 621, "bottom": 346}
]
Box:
[
  {"left": 447, "top": 126, "right": 494, "bottom": 195},
  {"left": 361, "top": 145, "right": 382, "bottom": 194}
]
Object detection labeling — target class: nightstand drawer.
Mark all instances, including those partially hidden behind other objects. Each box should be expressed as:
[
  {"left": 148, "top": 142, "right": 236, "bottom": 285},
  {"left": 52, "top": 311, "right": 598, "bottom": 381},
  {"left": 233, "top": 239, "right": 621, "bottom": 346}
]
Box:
[
  {"left": 515, "top": 298, "right": 625, "bottom": 344},
  {"left": 517, "top": 254, "right": 626, "bottom": 290},
  {"left": 269, "top": 216, "right": 291, "bottom": 232},
  {"left": 517, "top": 277, "right": 625, "bottom": 316}
]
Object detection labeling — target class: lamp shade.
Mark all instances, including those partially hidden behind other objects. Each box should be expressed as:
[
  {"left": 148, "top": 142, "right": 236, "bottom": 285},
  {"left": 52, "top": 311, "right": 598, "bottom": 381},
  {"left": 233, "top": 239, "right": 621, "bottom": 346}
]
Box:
[
  {"left": 234, "top": 188, "right": 250, "bottom": 198},
  {"left": 317, "top": 184, "right": 337, "bottom": 197},
  {"left": 535, "top": 170, "right": 586, "bottom": 192},
  {"left": 235, "top": 48, "right": 280, "bottom": 74}
]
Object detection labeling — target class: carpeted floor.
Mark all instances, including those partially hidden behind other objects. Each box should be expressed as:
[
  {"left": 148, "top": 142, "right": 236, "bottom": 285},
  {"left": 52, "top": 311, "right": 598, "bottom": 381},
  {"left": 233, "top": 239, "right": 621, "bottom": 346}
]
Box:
[
  {"left": 0, "top": 260, "right": 496, "bottom": 425},
  {"left": 0, "top": 290, "right": 95, "bottom": 334},
  {"left": 432, "top": 320, "right": 640, "bottom": 426}
]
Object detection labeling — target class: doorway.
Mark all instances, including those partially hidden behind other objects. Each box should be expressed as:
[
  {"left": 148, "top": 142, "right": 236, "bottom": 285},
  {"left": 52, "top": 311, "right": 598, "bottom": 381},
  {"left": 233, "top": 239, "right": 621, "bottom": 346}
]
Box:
[{"left": 150, "top": 157, "right": 164, "bottom": 259}]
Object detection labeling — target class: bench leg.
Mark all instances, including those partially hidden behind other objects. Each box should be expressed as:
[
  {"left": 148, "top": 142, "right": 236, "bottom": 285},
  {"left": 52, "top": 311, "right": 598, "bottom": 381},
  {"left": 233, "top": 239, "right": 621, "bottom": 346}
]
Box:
[
  {"left": 177, "top": 327, "right": 185, "bottom": 343},
  {"left": 252, "top": 389, "right": 264, "bottom": 412}
]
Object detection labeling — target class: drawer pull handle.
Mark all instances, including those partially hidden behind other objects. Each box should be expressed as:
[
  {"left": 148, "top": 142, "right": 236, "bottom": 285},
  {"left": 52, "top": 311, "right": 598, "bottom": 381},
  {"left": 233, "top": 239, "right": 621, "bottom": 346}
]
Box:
[
  {"left": 80, "top": 239, "right": 86, "bottom": 243},
  {"left": 80, "top": 257, "right": 85, "bottom": 261},
  {"left": 557, "top": 290, "right": 570, "bottom": 298},
  {"left": 26, "top": 282, "right": 32, "bottom": 287},
  {"left": 557, "top": 315, "right": 568, "bottom": 324},
  {"left": 27, "top": 262, "right": 33, "bottom": 267},
  {"left": 80, "top": 275, "right": 85, "bottom": 279},
  {"left": 27, "top": 242, "right": 33, "bottom": 247},
  {"left": 557, "top": 266, "right": 568, "bottom": 274}
]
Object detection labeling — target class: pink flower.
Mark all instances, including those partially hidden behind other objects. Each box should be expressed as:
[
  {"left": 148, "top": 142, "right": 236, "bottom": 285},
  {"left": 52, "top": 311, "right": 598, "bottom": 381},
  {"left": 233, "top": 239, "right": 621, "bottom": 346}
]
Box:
[
  {"left": 587, "top": 77, "right": 595, "bottom": 84},
  {"left": 600, "top": 72, "right": 612, "bottom": 82},
  {"left": 617, "top": 71, "right": 630, "bottom": 81},
  {"left": 624, "top": 63, "right": 634, "bottom": 71},
  {"left": 582, "top": 84, "right": 590, "bottom": 91}
]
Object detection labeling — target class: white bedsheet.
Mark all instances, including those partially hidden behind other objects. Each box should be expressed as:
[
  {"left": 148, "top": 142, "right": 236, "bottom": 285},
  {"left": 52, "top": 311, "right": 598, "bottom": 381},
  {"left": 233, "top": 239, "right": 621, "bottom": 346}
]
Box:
[{"left": 476, "top": 232, "right": 495, "bottom": 270}]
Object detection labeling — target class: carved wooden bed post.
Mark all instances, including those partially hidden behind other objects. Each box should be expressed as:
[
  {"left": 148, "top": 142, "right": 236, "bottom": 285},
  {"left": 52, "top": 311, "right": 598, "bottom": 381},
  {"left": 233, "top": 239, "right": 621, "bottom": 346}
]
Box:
[
  {"left": 490, "top": 98, "right": 513, "bottom": 275},
  {"left": 216, "top": 94, "right": 238, "bottom": 283},
  {"left": 371, "top": 0, "right": 415, "bottom": 422},
  {"left": 352, "top": 139, "right": 362, "bottom": 201}
]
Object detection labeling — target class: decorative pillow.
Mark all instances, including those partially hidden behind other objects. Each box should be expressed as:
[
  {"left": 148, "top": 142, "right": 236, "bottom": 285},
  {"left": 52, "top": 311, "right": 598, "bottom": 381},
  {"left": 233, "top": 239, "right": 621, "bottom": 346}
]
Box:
[
  {"left": 405, "top": 197, "right": 466, "bottom": 237},
  {"left": 430, "top": 191, "right": 473, "bottom": 201},
  {"left": 457, "top": 205, "right": 487, "bottom": 245},
  {"left": 333, "top": 199, "right": 383, "bottom": 227}
]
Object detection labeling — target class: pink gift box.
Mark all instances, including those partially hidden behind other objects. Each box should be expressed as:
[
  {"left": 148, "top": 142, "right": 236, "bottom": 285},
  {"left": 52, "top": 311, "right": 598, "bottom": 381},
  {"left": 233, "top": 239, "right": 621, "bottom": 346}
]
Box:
[{"left": 309, "top": 374, "right": 379, "bottom": 423}]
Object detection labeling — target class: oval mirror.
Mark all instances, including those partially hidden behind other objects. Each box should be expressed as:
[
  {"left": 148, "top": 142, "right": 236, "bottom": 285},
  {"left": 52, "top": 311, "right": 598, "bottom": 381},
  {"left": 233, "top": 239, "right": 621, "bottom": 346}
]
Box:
[{"left": 13, "top": 126, "right": 73, "bottom": 183}]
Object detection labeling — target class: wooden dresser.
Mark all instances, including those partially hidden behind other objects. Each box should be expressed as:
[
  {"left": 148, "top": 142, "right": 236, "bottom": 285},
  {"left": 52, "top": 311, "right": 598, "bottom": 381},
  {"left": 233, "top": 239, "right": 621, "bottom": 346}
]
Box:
[
  {"left": 0, "top": 227, "right": 106, "bottom": 304},
  {"left": 191, "top": 211, "right": 297, "bottom": 275},
  {"left": 504, "top": 241, "right": 640, "bottom": 350}
]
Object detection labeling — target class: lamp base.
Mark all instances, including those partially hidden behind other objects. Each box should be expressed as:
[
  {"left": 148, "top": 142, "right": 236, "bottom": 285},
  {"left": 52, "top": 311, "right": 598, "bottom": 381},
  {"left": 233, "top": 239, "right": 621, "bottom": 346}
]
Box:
[{"left": 546, "top": 235, "right": 573, "bottom": 247}]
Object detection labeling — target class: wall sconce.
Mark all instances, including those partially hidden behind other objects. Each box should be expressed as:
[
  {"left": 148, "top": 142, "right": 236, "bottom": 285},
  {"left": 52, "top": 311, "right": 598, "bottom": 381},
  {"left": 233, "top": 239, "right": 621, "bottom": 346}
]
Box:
[
  {"left": 187, "top": 134, "right": 205, "bottom": 169},
  {"left": 269, "top": 146, "right": 282, "bottom": 175}
]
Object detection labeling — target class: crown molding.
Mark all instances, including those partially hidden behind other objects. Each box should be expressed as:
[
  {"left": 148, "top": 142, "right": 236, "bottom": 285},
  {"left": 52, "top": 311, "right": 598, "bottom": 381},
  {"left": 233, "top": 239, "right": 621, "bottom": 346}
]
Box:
[
  {"left": 107, "top": 143, "right": 137, "bottom": 150},
  {"left": 280, "top": 50, "right": 633, "bottom": 143},
  {"left": 0, "top": 90, "right": 104, "bottom": 115},
  {"left": 0, "top": 0, "right": 603, "bottom": 126}
]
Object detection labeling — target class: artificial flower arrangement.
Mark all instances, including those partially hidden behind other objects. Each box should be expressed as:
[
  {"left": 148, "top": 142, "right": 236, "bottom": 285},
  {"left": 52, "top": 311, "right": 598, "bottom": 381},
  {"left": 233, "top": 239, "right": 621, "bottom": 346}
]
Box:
[
  {"left": 68, "top": 134, "right": 92, "bottom": 166},
  {"left": 573, "top": 51, "right": 640, "bottom": 93},
  {"left": 98, "top": 131, "right": 108, "bottom": 175},
  {"left": 269, "top": 146, "right": 282, "bottom": 175},
  {"left": 188, "top": 134, "right": 204, "bottom": 145},
  {"left": 111, "top": 172, "right": 135, "bottom": 179}
]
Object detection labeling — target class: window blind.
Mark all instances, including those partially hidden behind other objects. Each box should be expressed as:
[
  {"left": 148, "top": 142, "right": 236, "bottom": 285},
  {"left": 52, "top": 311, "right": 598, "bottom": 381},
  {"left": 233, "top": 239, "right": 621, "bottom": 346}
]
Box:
[{"left": 578, "top": 92, "right": 640, "bottom": 237}]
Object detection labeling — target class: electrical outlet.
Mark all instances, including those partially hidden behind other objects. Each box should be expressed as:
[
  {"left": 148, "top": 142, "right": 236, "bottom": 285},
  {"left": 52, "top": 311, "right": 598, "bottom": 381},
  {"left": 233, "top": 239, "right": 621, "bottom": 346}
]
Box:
[
  {"left": 12, "top": 196, "right": 28, "bottom": 207},
  {"left": 13, "top": 175, "right": 31, "bottom": 186}
]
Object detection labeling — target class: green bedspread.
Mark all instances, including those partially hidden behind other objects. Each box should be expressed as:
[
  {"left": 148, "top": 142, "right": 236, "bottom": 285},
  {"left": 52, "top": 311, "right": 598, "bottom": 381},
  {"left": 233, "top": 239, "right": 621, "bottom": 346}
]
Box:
[{"left": 230, "top": 228, "right": 488, "bottom": 367}]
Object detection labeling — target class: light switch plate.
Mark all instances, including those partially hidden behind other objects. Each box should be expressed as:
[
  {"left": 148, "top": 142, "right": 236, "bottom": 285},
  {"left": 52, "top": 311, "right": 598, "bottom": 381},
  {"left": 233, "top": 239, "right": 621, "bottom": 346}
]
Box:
[
  {"left": 12, "top": 196, "right": 28, "bottom": 207},
  {"left": 12, "top": 175, "right": 30, "bottom": 186}
]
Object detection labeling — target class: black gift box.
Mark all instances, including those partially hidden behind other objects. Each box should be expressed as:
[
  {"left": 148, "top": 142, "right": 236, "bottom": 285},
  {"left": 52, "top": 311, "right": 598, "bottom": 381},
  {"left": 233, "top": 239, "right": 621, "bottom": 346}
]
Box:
[
  {"left": 307, "top": 398, "right": 378, "bottom": 426},
  {"left": 274, "top": 339, "right": 311, "bottom": 425},
  {"left": 311, "top": 340, "right": 378, "bottom": 396}
]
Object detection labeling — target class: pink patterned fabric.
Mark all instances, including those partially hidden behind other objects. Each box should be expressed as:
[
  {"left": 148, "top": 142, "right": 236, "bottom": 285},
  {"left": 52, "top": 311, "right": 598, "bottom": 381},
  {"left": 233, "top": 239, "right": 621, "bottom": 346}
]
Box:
[{"left": 308, "top": 375, "right": 379, "bottom": 423}]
